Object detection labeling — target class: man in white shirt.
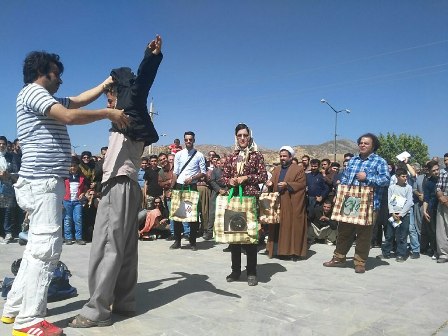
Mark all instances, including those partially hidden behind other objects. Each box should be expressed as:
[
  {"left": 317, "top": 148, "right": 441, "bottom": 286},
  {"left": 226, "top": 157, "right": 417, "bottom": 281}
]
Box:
[{"left": 170, "top": 131, "right": 206, "bottom": 251}]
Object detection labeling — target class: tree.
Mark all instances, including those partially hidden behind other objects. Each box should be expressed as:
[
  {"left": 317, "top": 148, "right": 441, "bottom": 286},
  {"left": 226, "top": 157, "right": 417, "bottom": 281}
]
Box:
[{"left": 377, "top": 132, "right": 429, "bottom": 165}]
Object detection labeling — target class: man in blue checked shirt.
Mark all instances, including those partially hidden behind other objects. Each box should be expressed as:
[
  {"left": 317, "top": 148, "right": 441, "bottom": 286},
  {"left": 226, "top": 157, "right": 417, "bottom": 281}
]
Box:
[{"left": 323, "top": 133, "right": 390, "bottom": 274}]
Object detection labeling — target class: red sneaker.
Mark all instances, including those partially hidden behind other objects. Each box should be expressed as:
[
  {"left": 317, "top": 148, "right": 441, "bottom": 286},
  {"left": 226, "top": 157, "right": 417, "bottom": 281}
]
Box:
[{"left": 12, "top": 320, "right": 62, "bottom": 336}]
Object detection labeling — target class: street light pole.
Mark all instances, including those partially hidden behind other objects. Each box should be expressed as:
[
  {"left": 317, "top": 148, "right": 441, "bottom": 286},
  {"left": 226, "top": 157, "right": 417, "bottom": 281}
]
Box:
[
  {"left": 320, "top": 99, "right": 350, "bottom": 162},
  {"left": 72, "top": 145, "right": 79, "bottom": 154}
]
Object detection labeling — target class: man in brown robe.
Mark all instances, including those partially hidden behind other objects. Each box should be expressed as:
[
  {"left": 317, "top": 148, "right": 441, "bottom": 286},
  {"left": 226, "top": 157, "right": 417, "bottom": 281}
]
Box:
[{"left": 266, "top": 146, "right": 307, "bottom": 261}]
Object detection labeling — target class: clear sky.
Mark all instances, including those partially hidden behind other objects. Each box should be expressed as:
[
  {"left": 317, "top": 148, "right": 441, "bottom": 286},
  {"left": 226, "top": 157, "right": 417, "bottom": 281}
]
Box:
[{"left": 1, "top": 1, "right": 447, "bottom": 157}]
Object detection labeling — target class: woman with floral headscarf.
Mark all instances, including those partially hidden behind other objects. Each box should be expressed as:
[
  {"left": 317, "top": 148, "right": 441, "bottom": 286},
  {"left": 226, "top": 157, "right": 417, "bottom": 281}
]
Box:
[{"left": 221, "top": 123, "right": 267, "bottom": 286}]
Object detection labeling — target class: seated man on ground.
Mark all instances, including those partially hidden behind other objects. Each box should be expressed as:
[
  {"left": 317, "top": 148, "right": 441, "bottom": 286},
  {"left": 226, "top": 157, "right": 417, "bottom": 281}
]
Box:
[{"left": 308, "top": 199, "right": 338, "bottom": 245}]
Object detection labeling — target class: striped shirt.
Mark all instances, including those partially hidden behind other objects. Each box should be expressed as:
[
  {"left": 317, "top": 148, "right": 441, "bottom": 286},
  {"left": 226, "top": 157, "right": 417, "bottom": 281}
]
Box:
[
  {"left": 341, "top": 153, "right": 390, "bottom": 210},
  {"left": 17, "top": 83, "right": 71, "bottom": 179}
]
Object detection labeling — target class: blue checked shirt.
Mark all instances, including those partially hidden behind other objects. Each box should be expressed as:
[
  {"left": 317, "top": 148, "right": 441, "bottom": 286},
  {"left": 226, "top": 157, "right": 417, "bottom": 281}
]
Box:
[
  {"left": 341, "top": 153, "right": 390, "bottom": 210},
  {"left": 436, "top": 169, "right": 448, "bottom": 195}
]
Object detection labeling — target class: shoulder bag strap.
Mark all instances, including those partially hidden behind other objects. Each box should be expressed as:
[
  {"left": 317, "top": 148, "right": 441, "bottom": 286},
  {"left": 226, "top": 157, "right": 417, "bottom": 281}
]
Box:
[{"left": 178, "top": 150, "right": 197, "bottom": 176}]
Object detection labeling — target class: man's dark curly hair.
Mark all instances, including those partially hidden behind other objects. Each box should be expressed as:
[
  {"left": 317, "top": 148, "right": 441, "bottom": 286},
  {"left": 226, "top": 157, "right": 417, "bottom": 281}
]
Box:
[
  {"left": 357, "top": 133, "right": 381, "bottom": 152},
  {"left": 23, "top": 51, "right": 64, "bottom": 84}
]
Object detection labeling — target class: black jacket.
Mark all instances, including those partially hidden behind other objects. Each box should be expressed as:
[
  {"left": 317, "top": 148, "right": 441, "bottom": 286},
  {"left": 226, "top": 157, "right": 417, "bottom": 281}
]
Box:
[
  {"left": 310, "top": 205, "right": 338, "bottom": 230},
  {"left": 3, "top": 152, "right": 20, "bottom": 175},
  {"left": 110, "top": 49, "right": 163, "bottom": 146}
]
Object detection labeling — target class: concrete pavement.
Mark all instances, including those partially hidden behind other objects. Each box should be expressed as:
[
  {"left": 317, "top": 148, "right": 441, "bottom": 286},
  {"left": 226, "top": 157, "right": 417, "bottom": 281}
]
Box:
[{"left": 1, "top": 238, "right": 447, "bottom": 336}]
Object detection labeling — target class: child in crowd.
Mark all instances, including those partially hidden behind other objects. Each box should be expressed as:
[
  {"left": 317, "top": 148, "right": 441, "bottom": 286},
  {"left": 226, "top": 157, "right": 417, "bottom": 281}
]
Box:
[
  {"left": 379, "top": 168, "right": 414, "bottom": 261},
  {"left": 63, "top": 157, "right": 89, "bottom": 245}
]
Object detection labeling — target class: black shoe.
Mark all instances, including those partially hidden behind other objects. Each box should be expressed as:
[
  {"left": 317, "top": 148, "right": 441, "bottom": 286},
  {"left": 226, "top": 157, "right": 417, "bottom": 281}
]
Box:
[
  {"left": 410, "top": 252, "right": 420, "bottom": 259},
  {"left": 203, "top": 233, "right": 213, "bottom": 240},
  {"left": 76, "top": 240, "right": 86, "bottom": 245},
  {"left": 277, "top": 255, "right": 292, "bottom": 260},
  {"left": 223, "top": 245, "right": 231, "bottom": 252},
  {"left": 247, "top": 275, "right": 258, "bottom": 286},
  {"left": 396, "top": 256, "right": 406, "bottom": 262},
  {"left": 166, "top": 235, "right": 175, "bottom": 241},
  {"left": 226, "top": 272, "right": 241, "bottom": 282},
  {"left": 190, "top": 245, "right": 198, "bottom": 251},
  {"left": 65, "top": 240, "right": 75, "bottom": 245},
  {"left": 170, "top": 241, "right": 181, "bottom": 250},
  {"left": 376, "top": 254, "right": 390, "bottom": 260},
  {"left": 112, "top": 309, "right": 136, "bottom": 317}
]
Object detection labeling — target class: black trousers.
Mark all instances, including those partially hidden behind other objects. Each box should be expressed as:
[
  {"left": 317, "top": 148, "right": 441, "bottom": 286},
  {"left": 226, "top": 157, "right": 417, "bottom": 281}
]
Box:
[
  {"left": 173, "top": 183, "right": 199, "bottom": 245},
  {"left": 230, "top": 244, "right": 257, "bottom": 276},
  {"left": 371, "top": 205, "right": 387, "bottom": 246},
  {"left": 421, "top": 209, "right": 437, "bottom": 253}
]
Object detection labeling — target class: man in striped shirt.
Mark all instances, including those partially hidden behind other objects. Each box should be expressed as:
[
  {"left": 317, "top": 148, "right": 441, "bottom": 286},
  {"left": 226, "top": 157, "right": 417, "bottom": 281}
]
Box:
[{"left": 1, "top": 51, "right": 128, "bottom": 336}]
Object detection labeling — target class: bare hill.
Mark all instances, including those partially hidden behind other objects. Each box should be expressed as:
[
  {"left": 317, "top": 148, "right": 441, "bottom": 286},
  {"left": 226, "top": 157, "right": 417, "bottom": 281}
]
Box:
[{"left": 148, "top": 139, "right": 358, "bottom": 164}]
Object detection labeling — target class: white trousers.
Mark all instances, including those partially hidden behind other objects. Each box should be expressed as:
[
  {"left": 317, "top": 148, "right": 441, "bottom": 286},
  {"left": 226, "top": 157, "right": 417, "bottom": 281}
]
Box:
[{"left": 3, "top": 177, "right": 65, "bottom": 328}]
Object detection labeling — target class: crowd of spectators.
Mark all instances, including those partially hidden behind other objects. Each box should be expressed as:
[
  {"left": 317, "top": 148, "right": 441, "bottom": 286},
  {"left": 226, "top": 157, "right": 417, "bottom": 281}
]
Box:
[{"left": 2, "top": 134, "right": 448, "bottom": 266}]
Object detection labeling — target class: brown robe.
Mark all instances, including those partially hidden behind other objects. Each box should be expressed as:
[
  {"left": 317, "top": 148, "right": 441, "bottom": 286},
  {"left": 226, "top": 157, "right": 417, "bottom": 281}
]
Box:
[{"left": 267, "top": 163, "right": 308, "bottom": 257}]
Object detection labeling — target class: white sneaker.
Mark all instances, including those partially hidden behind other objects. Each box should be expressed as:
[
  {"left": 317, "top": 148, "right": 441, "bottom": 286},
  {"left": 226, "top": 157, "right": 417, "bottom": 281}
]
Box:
[
  {"left": 1, "top": 233, "right": 13, "bottom": 244},
  {"left": 432, "top": 255, "right": 437, "bottom": 260},
  {"left": 5, "top": 233, "right": 13, "bottom": 242}
]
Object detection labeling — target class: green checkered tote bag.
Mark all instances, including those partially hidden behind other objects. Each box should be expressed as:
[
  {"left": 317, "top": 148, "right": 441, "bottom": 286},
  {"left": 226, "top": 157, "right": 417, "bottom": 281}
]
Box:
[{"left": 214, "top": 186, "right": 259, "bottom": 244}]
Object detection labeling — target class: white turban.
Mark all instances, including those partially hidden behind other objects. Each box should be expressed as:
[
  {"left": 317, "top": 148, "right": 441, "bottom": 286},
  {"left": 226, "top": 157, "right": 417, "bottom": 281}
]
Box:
[{"left": 279, "top": 146, "right": 294, "bottom": 157}]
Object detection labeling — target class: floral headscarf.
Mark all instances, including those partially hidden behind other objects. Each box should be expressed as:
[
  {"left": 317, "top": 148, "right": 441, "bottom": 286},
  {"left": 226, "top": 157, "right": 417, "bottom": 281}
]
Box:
[{"left": 234, "top": 125, "right": 258, "bottom": 176}]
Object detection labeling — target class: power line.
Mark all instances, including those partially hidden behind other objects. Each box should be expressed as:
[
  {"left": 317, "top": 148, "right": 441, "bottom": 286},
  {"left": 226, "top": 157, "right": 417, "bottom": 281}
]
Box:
[{"left": 208, "top": 39, "right": 448, "bottom": 89}]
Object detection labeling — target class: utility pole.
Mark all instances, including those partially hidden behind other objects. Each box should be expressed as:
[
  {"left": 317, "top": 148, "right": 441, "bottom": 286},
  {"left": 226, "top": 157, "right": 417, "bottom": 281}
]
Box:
[{"left": 147, "top": 98, "right": 158, "bottom": 155}]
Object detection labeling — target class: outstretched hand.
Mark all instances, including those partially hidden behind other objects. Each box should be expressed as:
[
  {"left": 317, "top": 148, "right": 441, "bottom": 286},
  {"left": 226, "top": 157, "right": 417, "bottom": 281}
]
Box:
[
  {"left": 102, "top": 76, "right": 114, "bottom": 86},
  {"left": 148, "top": 35, "right": 162, "bottom": 55}
]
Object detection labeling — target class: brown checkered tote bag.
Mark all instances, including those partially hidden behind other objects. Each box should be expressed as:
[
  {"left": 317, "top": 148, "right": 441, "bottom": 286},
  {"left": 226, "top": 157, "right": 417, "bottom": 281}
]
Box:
[
  {"left": 258, "top": 192, "right": 280, "bottom": 224},
  {"left": 214, "top": 186, "right": 259, "bottom": 244},
  {"left": 331, "top": 184, "right": 374, "bottom": 225}
]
